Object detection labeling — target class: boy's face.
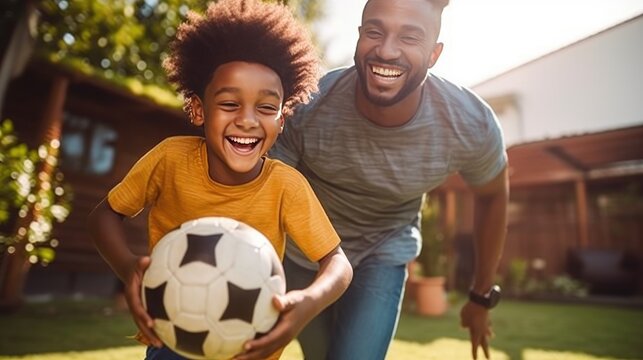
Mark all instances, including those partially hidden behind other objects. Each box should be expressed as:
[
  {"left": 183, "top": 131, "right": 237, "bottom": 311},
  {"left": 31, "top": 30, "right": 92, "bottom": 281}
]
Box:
[{"left": 192, "top": 61, "right": 284, "bottom": 185}]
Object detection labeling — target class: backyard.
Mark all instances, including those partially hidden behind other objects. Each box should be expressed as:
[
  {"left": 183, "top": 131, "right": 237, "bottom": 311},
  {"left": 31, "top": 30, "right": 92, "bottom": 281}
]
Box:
[{"left": 0, "top": 296, "right": 642, "bottom": 360}]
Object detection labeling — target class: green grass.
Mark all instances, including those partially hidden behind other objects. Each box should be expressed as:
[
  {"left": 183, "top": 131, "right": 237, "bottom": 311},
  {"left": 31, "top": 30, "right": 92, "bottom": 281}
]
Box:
[{"left": 1, "top": 298, "right": 642, "bottom": 360}]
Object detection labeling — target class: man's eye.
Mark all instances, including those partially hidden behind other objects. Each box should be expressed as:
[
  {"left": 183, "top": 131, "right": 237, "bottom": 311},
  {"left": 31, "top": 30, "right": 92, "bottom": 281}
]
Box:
[
  {"left": 401, "top": 36, "right": 420, "bottom": 44},
  {"left": 365, "top": 30, "right": 382, "bottom": 38}
]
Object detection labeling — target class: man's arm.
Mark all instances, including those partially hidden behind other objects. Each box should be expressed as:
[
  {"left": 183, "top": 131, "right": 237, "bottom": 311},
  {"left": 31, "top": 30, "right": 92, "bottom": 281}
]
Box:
[{"left": 460, "top": 165, "right": 509, "bottom": 359}]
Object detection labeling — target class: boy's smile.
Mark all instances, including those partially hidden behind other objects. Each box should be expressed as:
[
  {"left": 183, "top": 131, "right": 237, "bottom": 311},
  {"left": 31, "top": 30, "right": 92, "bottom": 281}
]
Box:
[{"left": 192, "top": 61, "right": 284, "bottom": 185}]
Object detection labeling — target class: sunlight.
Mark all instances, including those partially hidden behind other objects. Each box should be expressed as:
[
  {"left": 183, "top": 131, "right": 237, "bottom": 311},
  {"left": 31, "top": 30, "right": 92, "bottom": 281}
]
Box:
[
  {"left": 387, "top": 337, "right": 510, "bottom": 360},
  {"left": 0, "top": 343, "right": 304, "bottom": 360},
  {"left": 0, "top": 339, "right": 634, "bottom": 360},
  {"left": 524, "top": 348, "right": 622, "bottom": 360},
  {"left": 0, "top": 346, "right": 142, "bottom": 360}
]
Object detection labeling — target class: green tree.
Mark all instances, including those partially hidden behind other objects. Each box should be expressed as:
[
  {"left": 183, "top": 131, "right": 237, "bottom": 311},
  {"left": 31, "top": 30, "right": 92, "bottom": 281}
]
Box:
[{"left": 36, "top": 0, "right": 325, "bottom": 96}]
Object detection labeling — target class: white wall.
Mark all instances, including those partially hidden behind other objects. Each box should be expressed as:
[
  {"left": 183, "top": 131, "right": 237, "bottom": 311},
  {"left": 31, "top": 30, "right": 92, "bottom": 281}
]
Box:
[{"left": 473, "top": 15, "right": 643, "bottom": 145}]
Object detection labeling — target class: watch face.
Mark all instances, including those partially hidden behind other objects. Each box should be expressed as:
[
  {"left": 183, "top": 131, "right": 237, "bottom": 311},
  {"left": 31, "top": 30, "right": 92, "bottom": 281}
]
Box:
[
  {"left": 469, "top": 285, "right": 501, "bottom": 309},
  {"left": 488, "top": 285, "right": 501, "bottom": 308},
  {"left": 489, "top": 289, "right": 501, "bottom": 307}
]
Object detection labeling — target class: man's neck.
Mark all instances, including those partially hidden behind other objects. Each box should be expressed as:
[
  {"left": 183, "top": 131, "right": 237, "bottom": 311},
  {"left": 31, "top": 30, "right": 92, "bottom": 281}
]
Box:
[{"left": 354, "top": 84, "right": 423, "bottom": 128}]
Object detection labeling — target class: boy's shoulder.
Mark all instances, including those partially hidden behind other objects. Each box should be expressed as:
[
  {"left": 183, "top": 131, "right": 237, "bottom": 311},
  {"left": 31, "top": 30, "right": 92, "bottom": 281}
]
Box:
[
  {"left": 159, "top": 135, "right": 203, "bottom": 146},
  {"left": 264, "top": 158, "right": 309, "bottom": 184},
  {"left": 148, "top": 136, "right": 203, "bottom": 163}
]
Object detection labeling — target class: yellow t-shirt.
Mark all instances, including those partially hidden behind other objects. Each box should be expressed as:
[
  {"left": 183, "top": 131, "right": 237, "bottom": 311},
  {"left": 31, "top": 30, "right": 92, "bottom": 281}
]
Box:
[
  {"left": 108, "top": 136, "right": 340, "bottom": 261},
  {"left": 108, "top": 136, "right": 340, "bottom": 359}
]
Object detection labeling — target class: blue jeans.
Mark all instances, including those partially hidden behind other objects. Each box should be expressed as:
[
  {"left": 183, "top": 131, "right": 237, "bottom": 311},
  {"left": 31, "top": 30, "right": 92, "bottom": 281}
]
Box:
[
  {"left": 284, "top": 256, "right": 407, "bottom": 360},
  {"left": 145, "top": 346, "right": 186, "bottom": 360}
]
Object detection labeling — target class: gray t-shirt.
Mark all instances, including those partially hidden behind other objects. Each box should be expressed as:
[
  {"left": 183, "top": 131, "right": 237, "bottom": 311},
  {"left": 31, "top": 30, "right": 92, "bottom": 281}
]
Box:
[{"left": 270, "top": 67, "right": 507, "bottom": 269}]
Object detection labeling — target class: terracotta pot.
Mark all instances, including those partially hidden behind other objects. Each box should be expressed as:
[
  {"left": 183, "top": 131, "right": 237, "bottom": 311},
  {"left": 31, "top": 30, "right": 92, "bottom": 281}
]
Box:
[{"left": 413, "top": 276, "right": 448, "bottom": 316}]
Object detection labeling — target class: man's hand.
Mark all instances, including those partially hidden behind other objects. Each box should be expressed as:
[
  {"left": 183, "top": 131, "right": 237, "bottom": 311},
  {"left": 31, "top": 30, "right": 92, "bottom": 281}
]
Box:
[
  {"left": 460, "top": 301, "right": 493, "bottom": 359},
  {"left": 233, "top": 290, "right": 315, "bottom": 360},
  {"left": 124, "top": 256, "right": 162, "bottom": 348}
]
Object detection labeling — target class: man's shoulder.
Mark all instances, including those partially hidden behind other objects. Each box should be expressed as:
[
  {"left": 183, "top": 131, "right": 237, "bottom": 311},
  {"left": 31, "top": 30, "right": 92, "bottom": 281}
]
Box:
[
  {"left": 425, "top": 73, "right": 485, "bottom": 105},
  {"left": 424, "top": 73, "right": 495, "bottom": 121},
  {"left": 308, "top": 67, "right": 354, "bottom": 103},
  {"left": 318, "top": 67, "right": 352, "bottom": 91},
  {"left": 288, "top": 67, "right": 354, "bottom": 126}
]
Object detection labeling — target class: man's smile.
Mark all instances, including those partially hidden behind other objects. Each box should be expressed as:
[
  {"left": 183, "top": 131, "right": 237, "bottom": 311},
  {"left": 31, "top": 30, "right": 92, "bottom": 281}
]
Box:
[{"left": 370, "top": 64, "right": 404, "bottom": 78}]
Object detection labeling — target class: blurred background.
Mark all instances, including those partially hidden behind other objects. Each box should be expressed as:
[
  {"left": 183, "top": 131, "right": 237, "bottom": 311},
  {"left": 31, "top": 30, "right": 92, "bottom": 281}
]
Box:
[{"left": 0, "top": 0, "right": 642, "bottom": 359}]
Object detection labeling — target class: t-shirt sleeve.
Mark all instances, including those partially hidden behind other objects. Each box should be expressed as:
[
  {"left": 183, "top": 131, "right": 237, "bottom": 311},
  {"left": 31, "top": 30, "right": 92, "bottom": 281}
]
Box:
[
  {"left": 281, "top": 172, "right": 341, "bottom": 263},
  {"left": 107, "top": 140, "right": 167, "bottom": 217},
  {"left": 459, "top": 106, "right": 508, "bottom": 186}
]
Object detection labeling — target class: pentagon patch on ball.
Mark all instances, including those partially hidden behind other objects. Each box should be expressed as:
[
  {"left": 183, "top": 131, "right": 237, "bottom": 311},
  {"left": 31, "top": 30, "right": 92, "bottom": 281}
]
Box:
[{"left": 141, "top": 217, "right": 286, "bottom": 359}]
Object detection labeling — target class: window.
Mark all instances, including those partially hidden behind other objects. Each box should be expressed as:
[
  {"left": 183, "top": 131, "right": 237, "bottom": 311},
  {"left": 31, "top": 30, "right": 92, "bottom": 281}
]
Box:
[{"left": 60, "top": 112, "right": 117, "bottom": 176}]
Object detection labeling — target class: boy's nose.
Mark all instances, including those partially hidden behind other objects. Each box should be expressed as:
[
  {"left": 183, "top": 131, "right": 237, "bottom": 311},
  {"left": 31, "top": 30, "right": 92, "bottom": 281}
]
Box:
[{"left": 236, "top": 110, "right": 259, "bottom": 129}]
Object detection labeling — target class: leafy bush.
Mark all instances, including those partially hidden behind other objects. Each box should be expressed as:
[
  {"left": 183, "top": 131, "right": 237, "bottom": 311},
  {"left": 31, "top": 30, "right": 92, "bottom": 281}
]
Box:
[
  {"left": 0, "top": 119, "right": 72, "bottom": 265},
  {"left": 499, "top": 257, "right": 589, "bottom": 298},
  {"left": 417, "top": 197, "right": 447, "bottom": 277}
]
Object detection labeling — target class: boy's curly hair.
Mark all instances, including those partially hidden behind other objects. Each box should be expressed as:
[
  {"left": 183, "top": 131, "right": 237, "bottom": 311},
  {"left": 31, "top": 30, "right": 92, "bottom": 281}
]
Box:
[{"left": 164, "top": 0, "right": 320, "bottom": 117}]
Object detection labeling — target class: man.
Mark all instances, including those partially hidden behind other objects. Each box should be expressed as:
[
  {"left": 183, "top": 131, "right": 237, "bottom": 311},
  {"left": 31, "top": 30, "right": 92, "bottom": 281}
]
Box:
[{"left": 269, "top": 0, "right": 508, "bottom": 359}]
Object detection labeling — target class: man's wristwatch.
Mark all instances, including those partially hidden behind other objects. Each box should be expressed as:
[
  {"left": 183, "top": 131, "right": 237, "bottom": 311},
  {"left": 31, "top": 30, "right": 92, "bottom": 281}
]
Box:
[{"left": 469, "top": 285, "right": 501, "bottom": 309}]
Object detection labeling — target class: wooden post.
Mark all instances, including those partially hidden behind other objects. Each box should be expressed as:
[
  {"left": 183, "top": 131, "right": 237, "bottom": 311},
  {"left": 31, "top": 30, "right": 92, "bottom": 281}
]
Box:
[
  {"left": 574, "top": 180, "right": 589, "bottom": 248},
  {"left": 0, "top": 74, "right": 68, "bottom": 310}
]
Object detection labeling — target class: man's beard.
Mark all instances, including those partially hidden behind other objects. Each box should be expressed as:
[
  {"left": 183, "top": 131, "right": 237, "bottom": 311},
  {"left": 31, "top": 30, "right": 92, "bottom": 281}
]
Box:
[{"left": 354, "top": 58, "right": 427, "bottom": 107}]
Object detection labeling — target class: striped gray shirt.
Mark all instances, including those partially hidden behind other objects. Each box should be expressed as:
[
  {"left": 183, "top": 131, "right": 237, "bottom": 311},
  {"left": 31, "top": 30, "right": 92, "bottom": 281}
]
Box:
[{"left": 270, "top": 67, "right": 506, "bottom": 269}]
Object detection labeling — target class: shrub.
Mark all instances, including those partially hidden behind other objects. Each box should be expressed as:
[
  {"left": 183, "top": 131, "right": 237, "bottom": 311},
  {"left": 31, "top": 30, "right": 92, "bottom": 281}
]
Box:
[{"left": 0, "top": 119, "right": 72, "bottom": 265}]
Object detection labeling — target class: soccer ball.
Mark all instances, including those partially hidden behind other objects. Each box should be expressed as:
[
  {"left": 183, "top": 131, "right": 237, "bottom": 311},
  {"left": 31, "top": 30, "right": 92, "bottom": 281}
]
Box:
[{"left": 141, "top": 217, "right": 286, "bottom": 359}]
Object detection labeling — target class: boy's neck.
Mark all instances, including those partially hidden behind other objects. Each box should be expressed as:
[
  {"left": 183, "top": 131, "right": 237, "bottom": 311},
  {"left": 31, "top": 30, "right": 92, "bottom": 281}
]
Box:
[{"left": 208, "top": 157, "right": 265, "bottom": 186}]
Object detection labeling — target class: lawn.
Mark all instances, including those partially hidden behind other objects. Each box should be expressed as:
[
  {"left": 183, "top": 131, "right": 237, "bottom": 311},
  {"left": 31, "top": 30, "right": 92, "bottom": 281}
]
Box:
[{"left": 1, "top": 297, "right": 642, "bottom": 360}]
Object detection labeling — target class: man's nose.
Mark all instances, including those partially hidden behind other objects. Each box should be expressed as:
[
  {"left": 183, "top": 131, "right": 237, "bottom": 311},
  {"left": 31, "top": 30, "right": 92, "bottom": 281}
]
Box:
[{"left": 375, "top": 35, "right": 401, "bottom": 61}]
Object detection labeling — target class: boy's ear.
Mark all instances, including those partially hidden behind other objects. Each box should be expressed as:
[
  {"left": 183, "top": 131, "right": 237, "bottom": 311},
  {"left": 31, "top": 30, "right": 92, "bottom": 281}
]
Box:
[
  {"left": 188, "top": 96, "right": 205, "bottom": 126},
  {"left": 278, "top": 115, "right": 285, "bottom": 133}
]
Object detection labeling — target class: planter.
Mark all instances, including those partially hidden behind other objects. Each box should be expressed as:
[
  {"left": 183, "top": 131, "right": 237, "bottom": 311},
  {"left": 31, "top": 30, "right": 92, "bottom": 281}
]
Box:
[{"left": 408, "top": 275, "right": 448, "bottom": 316}]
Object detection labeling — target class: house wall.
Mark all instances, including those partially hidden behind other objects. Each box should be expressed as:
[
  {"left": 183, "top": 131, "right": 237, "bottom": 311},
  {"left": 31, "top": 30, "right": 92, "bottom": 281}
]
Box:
[
  {"left": 473, "top": 15, "right": 643, "bottom": 145},
  {"left": 2, "top": 63, "right": 199, "bottom": 298},
  {"left": 455, "top": 16, "right": 643, "bottom": 295}
]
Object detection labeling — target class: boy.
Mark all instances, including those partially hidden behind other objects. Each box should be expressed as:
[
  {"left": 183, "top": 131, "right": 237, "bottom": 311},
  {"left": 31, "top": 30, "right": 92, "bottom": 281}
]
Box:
[{"left": 87, "top": 1, "right": 353, "bottom": 359}]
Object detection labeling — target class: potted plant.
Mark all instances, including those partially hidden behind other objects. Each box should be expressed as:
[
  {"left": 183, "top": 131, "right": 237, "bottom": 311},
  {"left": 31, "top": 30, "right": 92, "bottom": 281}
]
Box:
[{"left": 407, "top": 197, "right": 448, "bottom": 316}]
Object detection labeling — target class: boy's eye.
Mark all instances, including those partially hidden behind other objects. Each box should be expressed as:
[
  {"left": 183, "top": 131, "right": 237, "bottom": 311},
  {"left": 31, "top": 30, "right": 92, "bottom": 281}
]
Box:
[
  {"left": 258, "top": 104, "right": 279, "bottom": 114},
  {"left": 219, "top": 102, "right": 239, "bottom": 110}
]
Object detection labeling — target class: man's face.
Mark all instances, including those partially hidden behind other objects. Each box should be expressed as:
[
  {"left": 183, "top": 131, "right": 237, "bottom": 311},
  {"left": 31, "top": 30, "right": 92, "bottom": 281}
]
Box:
[{"left": 354, "top": 0, "right": 443, "bottom": 107}]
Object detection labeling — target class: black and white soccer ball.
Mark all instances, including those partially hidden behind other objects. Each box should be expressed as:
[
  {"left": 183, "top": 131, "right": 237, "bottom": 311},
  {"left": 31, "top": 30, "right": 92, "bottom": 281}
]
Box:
[{"left": 141, "top": 217, "right": 286, "bottom": 360}]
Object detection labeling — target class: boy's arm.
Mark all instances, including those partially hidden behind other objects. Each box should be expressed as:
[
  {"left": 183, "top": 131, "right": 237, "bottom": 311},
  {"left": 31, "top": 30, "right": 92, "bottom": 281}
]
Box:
[
  {"left": 87, "top": 199, "right": 162, "bottom": 347},
  {"left": 235, "top": 246, "right": 353, "bottom": 360}
]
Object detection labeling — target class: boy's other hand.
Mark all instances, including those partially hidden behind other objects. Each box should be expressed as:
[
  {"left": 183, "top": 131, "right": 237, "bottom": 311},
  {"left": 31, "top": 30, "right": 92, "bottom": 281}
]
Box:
[
  {"left": 125, "top": 256, "right": 163, "bottom": 348},
  {"left": 233, "top": 290, "right": 315, "bottom": 360}
]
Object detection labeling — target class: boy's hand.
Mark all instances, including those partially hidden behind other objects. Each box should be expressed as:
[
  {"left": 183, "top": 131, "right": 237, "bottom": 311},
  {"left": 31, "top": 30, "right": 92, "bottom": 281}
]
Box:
[
  {"left": 124, "top": 256, "right": 163, "bottom": 348},
  {"left": 233, "top": 290, "right": 315, "bottom": 360}
]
